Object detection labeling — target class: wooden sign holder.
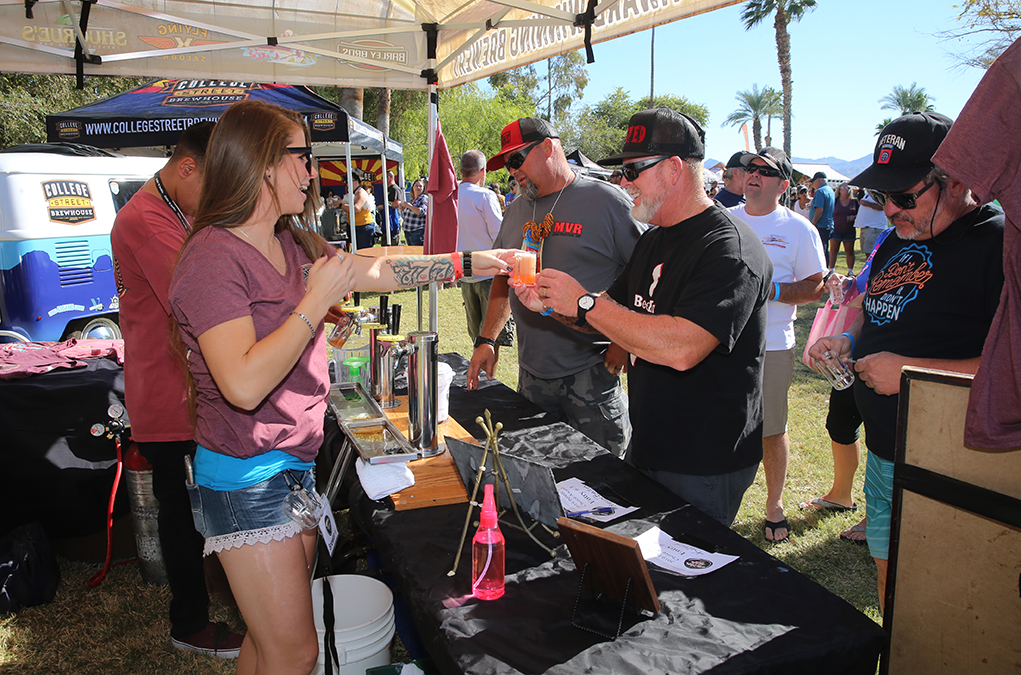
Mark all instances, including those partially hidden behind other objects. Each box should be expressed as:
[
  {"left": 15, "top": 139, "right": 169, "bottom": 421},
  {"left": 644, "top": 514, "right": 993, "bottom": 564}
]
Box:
[{"left": 557, "top": 517, "right": 660, "bottom": 640}]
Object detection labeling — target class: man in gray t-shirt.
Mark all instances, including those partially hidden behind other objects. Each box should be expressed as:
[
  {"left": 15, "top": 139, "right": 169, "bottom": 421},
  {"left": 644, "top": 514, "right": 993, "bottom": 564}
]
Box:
[{"left": 467, "top": 117, "right": 646, "bottom": 456}]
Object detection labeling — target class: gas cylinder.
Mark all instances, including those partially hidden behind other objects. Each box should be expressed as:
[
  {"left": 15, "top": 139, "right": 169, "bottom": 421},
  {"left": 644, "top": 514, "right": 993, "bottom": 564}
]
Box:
[{"left": 124, "top": 443, "right": 168, "bottom": 585}]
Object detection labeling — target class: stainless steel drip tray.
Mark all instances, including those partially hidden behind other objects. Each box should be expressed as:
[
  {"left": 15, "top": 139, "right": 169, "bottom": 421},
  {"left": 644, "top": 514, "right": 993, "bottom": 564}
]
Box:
[{"left": 328, "top": 383, "right": 418, "bottom": 464}]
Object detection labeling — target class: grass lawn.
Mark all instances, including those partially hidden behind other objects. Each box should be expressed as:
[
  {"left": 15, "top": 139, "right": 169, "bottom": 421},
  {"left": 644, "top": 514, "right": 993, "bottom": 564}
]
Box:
[{"left": 1, "top": 267, "right": 882, "bottom": 674}]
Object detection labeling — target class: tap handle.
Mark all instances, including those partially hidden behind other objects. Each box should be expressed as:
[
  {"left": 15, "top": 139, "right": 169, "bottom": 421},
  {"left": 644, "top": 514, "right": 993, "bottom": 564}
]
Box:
[
  {"left": 391, "top": 304, "right": 401, "bottom": 335},
  {"left": 379, "top": 295, "right": 389, "bottom": 332}
]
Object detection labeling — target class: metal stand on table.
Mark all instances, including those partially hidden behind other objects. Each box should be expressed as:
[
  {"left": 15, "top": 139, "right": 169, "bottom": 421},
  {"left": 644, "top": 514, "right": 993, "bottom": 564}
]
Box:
[{"left": 447, "top": 410, "right": 557, "bottom": 577}]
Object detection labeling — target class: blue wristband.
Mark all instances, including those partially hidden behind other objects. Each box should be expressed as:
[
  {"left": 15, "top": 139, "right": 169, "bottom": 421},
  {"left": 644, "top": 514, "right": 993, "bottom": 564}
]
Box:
[
  {"left": 773, "top": 282, "right": 781, "bottom": 302},
  {"left": 540, "top": 307, "right": 554, "bottom": 316},
  {"left": 841, "top": 331, "right": 856, "bottom": 357}
]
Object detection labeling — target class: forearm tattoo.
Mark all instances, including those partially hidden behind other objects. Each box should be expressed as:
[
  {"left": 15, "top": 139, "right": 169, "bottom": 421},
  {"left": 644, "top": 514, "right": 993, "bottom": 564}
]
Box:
[{"left": 386, "top": 255, "right": 454, "bottom": 287}]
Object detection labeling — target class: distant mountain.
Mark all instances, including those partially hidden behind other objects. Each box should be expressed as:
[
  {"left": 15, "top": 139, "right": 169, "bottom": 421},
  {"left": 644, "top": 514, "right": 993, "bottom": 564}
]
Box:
[{"left": 793, "top": 155, "right": 873, "bottom": 180}]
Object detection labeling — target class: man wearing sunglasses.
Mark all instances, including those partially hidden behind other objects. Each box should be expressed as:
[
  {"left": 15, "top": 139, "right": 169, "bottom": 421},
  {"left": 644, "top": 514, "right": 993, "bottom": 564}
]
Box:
[
  {"left": 730, "top": 147, "right": 828, "bottom": 543},
  {"left": 714, "top": 151, "right": 748, "bottom": 208},
  {"left": 513, "top": 108, "right": 773, "bottom": 527},
  {"left": 808, "top": 111, "right": 1004, "bottom": 611},
  {"left": 467, "top": 117, "right": 646, "bottom": 458}
]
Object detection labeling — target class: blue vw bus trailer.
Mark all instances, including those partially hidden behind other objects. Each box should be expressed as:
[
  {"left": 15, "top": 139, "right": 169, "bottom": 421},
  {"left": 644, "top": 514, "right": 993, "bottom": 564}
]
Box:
[{"left": 0, "top": 147, "right": 165, "bottom": 343}]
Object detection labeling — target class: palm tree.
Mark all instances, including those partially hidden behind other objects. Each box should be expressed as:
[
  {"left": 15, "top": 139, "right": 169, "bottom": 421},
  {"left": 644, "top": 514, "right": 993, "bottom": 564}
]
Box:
[
  {"left": 723, "top": 84, "right": 782, "bottom": 151},
  {"left": 875, "top": 117, "right": 894, "bottom": 136},
  {"left": 741, "top": 0, "right": 818, "bottom": 159},
  {"left": 762, "top": 86, "right": 783, "bottom": 147},
  {"left": 879, "top": 83, "right": 935, "bottom": 115}
]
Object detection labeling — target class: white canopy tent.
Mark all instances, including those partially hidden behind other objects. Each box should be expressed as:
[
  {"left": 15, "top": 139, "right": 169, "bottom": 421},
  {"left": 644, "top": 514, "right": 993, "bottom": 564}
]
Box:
[{"left": 1, "top": 0, "right": 740, "bottom": 328}]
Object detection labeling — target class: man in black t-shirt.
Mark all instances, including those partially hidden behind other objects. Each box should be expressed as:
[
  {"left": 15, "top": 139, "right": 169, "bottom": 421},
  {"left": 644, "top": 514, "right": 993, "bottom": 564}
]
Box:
[
  {"left": 513, "top": 109, "right": 773, "bottom": 527},
  {"left": 809, "top": 112, "right": 1004, "bottom": 611}
]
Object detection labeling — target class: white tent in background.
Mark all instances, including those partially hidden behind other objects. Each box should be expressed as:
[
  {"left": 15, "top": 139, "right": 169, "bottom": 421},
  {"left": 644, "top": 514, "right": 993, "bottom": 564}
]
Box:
[
  {"left": 0, "top": 0, "right": 741, "bottom": 328},
  {"left": 792, "top": 162, "right": 849, "bottom": 186}
]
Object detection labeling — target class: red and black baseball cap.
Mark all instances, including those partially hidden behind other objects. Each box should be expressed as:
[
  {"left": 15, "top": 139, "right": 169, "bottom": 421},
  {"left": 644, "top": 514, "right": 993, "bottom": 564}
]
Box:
[
  {"left": 850, "top": 112, "right": 953, "bottom": 193},
  {"left": 487, "top": 117, "right": 559, "bottom": 171},
  {"left": 598, "top": 108, "right": 706, "bottom": 165}
]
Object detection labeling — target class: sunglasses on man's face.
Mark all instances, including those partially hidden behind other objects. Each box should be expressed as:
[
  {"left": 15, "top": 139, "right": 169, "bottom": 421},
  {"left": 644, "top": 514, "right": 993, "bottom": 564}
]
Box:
[
  {"left": 866, "top": 180, "right": 936, "bottom": 210},
  {"left": 621, "top": 156, "right": 670, "bottom": 182},
  {"left": 286, "top": 146, "right": 313, "bottom": 174},
  {"left": 506, "top": 142, "right": 539, "bottom": 170},
  {"left": 743, "top": 163, "right": 782, "bottom": 179}
]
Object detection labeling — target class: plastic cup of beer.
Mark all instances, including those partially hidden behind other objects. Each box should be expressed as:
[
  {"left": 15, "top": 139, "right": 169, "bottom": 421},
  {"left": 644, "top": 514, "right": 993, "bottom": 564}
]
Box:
[
  {"left": 817, "top": 350, "right": 855, "bottom": 391},
  {"left": 511, "top": 251, "right": 537, "bottom": 286}
]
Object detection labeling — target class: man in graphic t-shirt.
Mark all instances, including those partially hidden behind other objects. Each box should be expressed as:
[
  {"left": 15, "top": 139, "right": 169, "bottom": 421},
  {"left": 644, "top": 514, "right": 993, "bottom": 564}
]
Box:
[
  {"left": 809, "top": 112, "right": 1004, "bottom": 611},
  {"left": 467, "top": 117, "right": 646, "bottom": 457},
  {"left": 513, "top": 109, "right": 773, "bottom": 527}
]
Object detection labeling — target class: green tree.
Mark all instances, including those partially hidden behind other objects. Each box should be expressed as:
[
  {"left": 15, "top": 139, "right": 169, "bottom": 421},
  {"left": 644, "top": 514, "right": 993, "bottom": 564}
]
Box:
[
  {"left": 942, "top": 0, "right": 1021, "bottom": 68},
  {"left": 0, "top": 74, "right": 147, "bottom": 148},
  {"left": 490, "top": 51, "right": 588, "bottom": 127},
  {"left": 878, "top": 83, "right": 935, "bottom": 115},
  {"left": 392, "top": 82, "right": 534, "bottom": 181},
  {"left": 740, "top": 0, "right": 818, "bottom": 158},
  {"left": 722, "top": 84, "right": 782, "bottom": 152},
  {"left": 875, "top": 117, "right": 894, "bottom": 136},
  {"left": 559, "top": 88, "right": 709, "bottom": 162}
]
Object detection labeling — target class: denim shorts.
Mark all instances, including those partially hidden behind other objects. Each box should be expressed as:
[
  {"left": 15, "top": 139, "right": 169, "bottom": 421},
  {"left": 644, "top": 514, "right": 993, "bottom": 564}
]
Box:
[{"left": 187, "top": 468, "right": 316, "bottom": 556}]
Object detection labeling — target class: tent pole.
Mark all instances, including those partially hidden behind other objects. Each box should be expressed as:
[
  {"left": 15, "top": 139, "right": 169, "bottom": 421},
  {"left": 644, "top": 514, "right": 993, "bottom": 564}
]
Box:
[
  {"left": 381, "top": 145, "right": 392, "bottom": 246},
  {"left": 346, "top": 143, "right": 357, "bottom": 251},
  {"left": 426, "top": 84, "right": 439, "bottom": 334}
]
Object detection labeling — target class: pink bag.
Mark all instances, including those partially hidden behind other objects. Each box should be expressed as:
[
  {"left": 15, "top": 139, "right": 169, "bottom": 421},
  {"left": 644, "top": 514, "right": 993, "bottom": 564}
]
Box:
[{"left": 802, "top": 284, "right": 861, "bottom": 369}]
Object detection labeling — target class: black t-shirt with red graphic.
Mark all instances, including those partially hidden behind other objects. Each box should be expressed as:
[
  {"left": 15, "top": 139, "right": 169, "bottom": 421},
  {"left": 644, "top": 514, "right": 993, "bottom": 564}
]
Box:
[
  {"left": 854, "top": 203, "right": 1004, "bottom": 461},
  {"left": 607, "top": 205, "right": 772, "bottom": 475}
]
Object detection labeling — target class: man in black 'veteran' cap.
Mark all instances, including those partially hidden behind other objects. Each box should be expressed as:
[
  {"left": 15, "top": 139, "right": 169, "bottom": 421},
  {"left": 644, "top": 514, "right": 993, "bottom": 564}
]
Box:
[{"left": 809, "top": 111, "right": 1004, "bottom": 611}]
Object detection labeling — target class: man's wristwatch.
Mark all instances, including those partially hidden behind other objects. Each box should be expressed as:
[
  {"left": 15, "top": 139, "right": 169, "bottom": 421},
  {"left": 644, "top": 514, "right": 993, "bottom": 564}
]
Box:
[
  {"left": 474, "top": 335, "right": 497, "bottom": 349},
  {"left": 577, "top": 293, "right": 598, "bottom": 324}
]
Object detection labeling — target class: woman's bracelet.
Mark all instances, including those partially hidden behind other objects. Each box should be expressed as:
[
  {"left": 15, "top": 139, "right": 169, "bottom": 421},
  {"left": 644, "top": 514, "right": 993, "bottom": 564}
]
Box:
[
  {"left": 291, "top": 311, "right": 315, "bottom": 340},
  {"left": 450, "top": 252, "right": 463, "bottom": 281},
  {"left": 840, "top": 331, "right": 856, "bottom": 356}
]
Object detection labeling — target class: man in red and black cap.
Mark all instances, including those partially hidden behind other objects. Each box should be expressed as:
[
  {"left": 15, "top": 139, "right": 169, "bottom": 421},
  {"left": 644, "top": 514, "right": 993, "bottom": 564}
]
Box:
[
  {"left": 466, "top": 117, "right": 646, "bottom": 458},
  {"left": 514, "top": 108, "right": 773, "bottom": 527}
]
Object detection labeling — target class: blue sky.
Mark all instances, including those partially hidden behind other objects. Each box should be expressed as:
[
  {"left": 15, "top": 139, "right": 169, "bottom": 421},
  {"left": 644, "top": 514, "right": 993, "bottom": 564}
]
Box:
[{"left": 576, "top": 0, "right": 990, "bottom": 162}]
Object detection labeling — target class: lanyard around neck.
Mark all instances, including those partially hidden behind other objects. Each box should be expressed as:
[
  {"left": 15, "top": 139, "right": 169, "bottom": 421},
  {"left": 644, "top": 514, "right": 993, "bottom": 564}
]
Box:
[{"left": 154, "top": 170, "right": 190, "bottom": 233}]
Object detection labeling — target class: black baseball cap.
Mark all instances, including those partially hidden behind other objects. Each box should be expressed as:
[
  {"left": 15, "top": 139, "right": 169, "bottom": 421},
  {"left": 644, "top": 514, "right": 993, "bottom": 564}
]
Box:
[
  {"left": 850, "top": 112, "right": 953, "bottom": 193},
  {"left": 598, "top": 108, "right": 706, "bottom": 165},
  {"left": 487, "top": 117, "right": 559, "bottom": 171},
  {"left": 726, "top": 151, "right": 746, "bottom": 169},
  {"left": 740, "top": 147, "right": 792, "bottom": 181},
  {"left": 811, "top": 171, "right": 827, "bottom": 182}
]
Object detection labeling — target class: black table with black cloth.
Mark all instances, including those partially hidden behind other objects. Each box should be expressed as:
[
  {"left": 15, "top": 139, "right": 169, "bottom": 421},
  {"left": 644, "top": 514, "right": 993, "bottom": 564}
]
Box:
[
  {"left": 0, "top": 358, "right": 128, "bottom": 539},
  {"left": 360, "top": 354, "right": 888, "bottom": 675}
]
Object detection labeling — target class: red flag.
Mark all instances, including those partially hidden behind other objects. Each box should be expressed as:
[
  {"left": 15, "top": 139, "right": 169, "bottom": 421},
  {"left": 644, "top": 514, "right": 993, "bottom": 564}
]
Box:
[{"left": 425, "top": 119, "right": 458, "bottom": 254}]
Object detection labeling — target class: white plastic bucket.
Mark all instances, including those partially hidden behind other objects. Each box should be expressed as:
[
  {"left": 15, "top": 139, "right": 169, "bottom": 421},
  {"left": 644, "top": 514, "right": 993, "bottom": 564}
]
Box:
[{"left": 311, "top": 575, "right": 395, "bottom": 675}]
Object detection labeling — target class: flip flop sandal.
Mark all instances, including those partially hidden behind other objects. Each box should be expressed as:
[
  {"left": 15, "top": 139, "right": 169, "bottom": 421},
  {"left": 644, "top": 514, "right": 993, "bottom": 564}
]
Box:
[
  {"left": 764, "top": 518, "right": 790, "bottom": 544},
  {"left": 799, "top": 497, "right": 858, "bottom": 513},
  {"left": 840, "top": 522, "right": 868, "bottom": 545}
]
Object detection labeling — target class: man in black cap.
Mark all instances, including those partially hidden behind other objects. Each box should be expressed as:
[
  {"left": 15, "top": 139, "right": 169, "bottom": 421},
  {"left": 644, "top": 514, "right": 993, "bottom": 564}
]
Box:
[
  {"left": 730, "top": 147, "right": 827, "bottom": 543},
  {"left": 809, "top": 111, "right": 1004, "bottom": 610},
  {"left": 467, "top": 117, "right": 646, "bottom": 458},
  {"left": 714, "top": 151, "right": 747, "bottom": 208},
  {"left": 515, "top": 108, "right": 773, "bottom": 527}
]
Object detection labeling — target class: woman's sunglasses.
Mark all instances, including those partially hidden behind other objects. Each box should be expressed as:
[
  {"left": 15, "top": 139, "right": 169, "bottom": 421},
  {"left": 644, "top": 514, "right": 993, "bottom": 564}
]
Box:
[
  {"left": 506, "top": 142, "right": 539, "bottom": 170},
  {"left": 286, "top": 146, "right": 313, "bottom": 174},
  {"left": 743, "top": 163, "right": 782, "bottom": 179},
  {"left": 621, "top": 156, "right": 669, "bottom": 182},
  {"left": 866, "top": 180, "right": 936, "bottom": 210}
]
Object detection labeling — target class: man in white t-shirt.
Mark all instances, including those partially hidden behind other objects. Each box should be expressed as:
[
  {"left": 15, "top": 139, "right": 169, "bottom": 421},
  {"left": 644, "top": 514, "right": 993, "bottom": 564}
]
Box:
[
  {"left": 853, "top": 190, "right": 889, "bottom": 256},
  {"left": 730, "top": 147, "right": 827, "bottom": 543},
  {"left": 456, "top": 150, "right": 514, "bottom": 374}
]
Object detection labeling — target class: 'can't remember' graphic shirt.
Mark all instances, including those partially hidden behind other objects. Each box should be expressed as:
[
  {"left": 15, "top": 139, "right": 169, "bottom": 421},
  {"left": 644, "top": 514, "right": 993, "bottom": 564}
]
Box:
[{"left": 854, "top": 203, "right": 1004, "bottom": 461}]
